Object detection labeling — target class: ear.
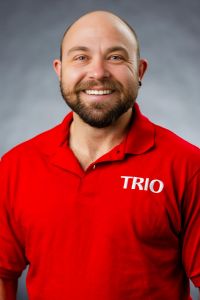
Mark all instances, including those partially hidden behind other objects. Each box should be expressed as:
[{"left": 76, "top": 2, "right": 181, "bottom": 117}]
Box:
[
  {"left": 138, "top": 59, "right": 148, "bottom": 80},
  {"left": 53, "top": 59, "right": 62, "bottom": 80}
]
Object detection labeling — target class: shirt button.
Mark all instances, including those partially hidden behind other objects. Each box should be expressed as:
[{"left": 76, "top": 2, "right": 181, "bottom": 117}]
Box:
[{"left": 93, "top": 165, "right": 96, "bottom": 169}]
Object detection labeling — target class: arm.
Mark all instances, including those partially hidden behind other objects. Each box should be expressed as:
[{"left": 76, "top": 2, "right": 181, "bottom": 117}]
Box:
[{"left": 0, "top": 278, "right": 18, "bottom": 300}]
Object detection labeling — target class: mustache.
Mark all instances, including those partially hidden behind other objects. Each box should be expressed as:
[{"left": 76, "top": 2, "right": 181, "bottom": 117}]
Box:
[{"left": 75, "top": 79, "right": 123, "bottom": 92}]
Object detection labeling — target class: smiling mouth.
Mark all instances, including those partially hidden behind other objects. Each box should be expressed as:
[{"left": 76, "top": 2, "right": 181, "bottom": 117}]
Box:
[{"left": 84, "top": 89, "right": 114, "bottom": 95}]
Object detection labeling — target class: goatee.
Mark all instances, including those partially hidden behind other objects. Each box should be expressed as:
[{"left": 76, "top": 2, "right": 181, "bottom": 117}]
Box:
[{"left": 60, "top": 78, "right": 138, "bottom": 128}]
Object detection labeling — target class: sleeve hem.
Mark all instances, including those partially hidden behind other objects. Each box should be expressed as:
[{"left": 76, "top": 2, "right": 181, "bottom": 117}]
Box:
[{"left": 0, "top": 267, "right": 22, "bottom": 279}]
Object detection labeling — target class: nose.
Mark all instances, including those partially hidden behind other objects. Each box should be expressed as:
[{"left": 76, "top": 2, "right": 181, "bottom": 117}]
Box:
[{"left": 87, "top": 57, "right": 110, "bottom": 80}]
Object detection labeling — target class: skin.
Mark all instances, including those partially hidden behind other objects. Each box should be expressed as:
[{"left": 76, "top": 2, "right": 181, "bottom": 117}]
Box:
[
  {"left": 0, "top": 279, "right": 17, "bottom": 300},
  {"left": 53, "top": 11, "right": 147, "bottom": 170}
]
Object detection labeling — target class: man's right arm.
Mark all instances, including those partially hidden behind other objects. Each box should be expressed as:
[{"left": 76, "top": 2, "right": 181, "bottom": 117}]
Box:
[{"left": 0, "top": 278, "right": 17, "bottom": 300}]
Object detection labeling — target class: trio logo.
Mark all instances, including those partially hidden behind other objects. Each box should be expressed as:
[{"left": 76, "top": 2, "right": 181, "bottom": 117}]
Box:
[{"left": 121, "top": 176, "right": 164, "bottom": 194}]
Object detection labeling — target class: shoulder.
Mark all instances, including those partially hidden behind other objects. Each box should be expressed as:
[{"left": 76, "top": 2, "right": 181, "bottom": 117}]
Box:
[
  {"left": 1, "top": 113, "right": 72, "bottom": 167},
  {"left": 154, "top": 123, "right": 199, "bottom": 155},
  {"left": 152, "top": 122, "right": 200, "bottom": 177}
]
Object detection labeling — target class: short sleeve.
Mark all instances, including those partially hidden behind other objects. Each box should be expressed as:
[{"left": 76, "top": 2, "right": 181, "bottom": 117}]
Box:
[
  {"left": 0, "top": 156, "right": 27, "bottom": 279},
  {"left": 182, "top": 170, "right": 200, "bottom": 287}
]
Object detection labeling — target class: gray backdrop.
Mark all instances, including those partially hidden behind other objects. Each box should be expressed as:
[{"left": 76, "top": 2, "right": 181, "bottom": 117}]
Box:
[{"left": 0, "top": 0, "right": 199, "bottom": 299}]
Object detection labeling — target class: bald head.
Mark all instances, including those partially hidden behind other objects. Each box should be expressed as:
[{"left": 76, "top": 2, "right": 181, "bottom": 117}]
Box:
[
  {"left": 59, "top": 11, "right": 140, "bottom": 61},
  {"left": 53, "top": 10, "right": 148, "bottom": 129}
]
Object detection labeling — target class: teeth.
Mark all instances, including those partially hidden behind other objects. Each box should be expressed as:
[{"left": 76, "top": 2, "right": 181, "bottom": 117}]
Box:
[{"left": 85, "top": 90, "right": 113, "bottom": 95}]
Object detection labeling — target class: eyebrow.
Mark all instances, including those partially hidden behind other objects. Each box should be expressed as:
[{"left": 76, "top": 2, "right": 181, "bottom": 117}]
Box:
[
  {"left": 105, "top": 46, "right": 129, "bottom": 56},
  {"left": 67, "top": 46, "right": 90, "bottom": 55},
  {"left": 67, "top": 45, "right": 129, "bottom": 56}
]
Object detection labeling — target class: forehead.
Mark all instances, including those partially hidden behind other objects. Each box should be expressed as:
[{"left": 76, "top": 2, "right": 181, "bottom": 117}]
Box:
[{"left": 62, "top": 14, "right": 137, "bottom": 54}]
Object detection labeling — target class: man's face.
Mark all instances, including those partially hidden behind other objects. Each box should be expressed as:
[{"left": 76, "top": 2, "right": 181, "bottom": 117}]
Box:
[{"left": 56, "top": 13, "right": 146, "bottom": 128}]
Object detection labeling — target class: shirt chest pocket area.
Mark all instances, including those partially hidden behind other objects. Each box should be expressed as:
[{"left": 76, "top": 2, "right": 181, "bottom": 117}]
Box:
[
  {"left": 101, "top": 187, "right": 177, "bottom": 246},
  {"left": 130, "top": 193, "right": 173, "bottom": 243}
]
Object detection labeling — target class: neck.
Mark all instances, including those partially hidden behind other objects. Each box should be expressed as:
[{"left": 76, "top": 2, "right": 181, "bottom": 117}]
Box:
[{"left": 69, "top": 109, "right": 132, "bottom": 170}]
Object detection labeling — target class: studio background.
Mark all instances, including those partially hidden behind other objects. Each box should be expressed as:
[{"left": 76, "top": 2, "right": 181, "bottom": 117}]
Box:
[{"left": 0, "top": 0, "right": 199, "bottom": 299}]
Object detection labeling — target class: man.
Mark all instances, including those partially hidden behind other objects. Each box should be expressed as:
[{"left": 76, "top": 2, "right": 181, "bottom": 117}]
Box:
[{"left": 0, "top": 10, "right": 199, "bottom": 300}]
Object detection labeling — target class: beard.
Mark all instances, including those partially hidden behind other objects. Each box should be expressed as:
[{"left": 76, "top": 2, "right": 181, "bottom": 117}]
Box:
[{"left": 60, "top": 77, "right": 138, "bottom": 128}]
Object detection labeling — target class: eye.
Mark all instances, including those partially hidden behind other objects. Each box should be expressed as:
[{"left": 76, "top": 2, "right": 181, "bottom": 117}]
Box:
[
  {"left": 108, "top": 54, "right": 124, "bottom": 61},
  {"left": 74, "top": 55, "right": 88, "bottom": 61}
]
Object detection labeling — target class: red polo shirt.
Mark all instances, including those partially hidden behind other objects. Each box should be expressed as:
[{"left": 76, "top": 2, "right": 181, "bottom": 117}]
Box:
[{"left": 0, "top": 104, "right": 200, "bottom": 300}]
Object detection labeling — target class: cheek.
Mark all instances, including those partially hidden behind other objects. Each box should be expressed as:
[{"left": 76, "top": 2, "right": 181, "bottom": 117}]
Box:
[
  {"left": 126, "top": 65, "right": 138, "bottom": 81},
  {"left": 115, "top": 71, "right": 138, "bottom": 88},
  {"left": 61, "top": 66, "right": 84, "bottom": 86},
  {"left": 112, "top": 64, "right": 138, "bottom": 83}
]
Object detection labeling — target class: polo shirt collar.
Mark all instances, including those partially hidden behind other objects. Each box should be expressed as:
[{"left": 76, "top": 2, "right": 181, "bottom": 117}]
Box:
[
  {"left": 41, "top": 103, "right": 155, "bottom": 174},
  {"left": 124, "top": 103, "right": 155, "bottom": 155}
]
